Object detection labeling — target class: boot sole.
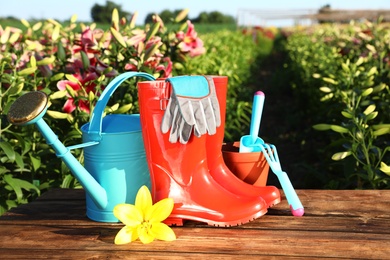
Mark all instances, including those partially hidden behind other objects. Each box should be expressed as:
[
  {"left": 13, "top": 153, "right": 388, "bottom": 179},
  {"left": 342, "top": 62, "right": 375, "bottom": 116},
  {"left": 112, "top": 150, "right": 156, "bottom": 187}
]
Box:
[{"left": 164, "top": 208, "right": 268, "bottom": 227}]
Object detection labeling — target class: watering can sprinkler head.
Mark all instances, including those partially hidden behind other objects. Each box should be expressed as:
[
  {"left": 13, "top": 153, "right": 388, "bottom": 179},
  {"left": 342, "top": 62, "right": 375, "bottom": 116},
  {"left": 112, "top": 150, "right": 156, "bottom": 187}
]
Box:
[{"left": 7, "top": 91, "right": 48, "bottom": 126}]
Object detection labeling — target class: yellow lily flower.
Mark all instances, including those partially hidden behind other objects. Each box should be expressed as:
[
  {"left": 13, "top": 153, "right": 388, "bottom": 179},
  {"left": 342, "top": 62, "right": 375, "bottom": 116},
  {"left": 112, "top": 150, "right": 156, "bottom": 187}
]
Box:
[{"left": 113, "top": 185, "right": 176, "bottom": 245}]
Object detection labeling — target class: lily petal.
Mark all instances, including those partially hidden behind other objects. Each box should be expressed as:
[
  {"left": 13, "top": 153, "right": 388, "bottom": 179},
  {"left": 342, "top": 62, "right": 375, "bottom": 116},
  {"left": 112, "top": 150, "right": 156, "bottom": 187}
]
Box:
[
  {"left": 113, "top": 204, "right": 143, "bottom": 226},
  {"left": 137, "top": 224, "right": 155, "bottom": 244},
  {"left": 151, "top": 222, "right": 176, "bottom": 242},
  {"left": 135, "top": 185, "right": 153, "bottom": 217},
  {"left": 145, "top": 198, "right": 174, "bottom": 223},
  {"left": 114, "top": 226, "right": 138, "bottom": 245}
]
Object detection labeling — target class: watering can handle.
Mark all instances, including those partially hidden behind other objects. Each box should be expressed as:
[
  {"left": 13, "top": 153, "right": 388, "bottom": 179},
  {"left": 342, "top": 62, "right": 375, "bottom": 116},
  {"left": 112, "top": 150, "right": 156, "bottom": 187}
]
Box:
[{"left": 87, "top": 72, "right": 155, "bottom": 141}]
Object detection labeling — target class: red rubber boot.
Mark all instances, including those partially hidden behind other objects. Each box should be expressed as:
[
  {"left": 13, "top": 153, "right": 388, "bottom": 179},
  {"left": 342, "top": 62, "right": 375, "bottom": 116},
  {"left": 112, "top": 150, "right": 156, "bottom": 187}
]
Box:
[
  {"left": 206, "top": 76, "right": 281, "bottom": 207},
  {"left": 137, "top": 79, "right": 268, "bottom": 226}
]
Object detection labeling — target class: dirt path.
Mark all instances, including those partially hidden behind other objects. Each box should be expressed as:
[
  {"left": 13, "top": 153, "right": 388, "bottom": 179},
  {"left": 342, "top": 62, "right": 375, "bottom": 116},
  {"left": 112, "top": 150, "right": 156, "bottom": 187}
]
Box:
[{"left": 248, "top": 38, "right": 314, "bottom": 189}]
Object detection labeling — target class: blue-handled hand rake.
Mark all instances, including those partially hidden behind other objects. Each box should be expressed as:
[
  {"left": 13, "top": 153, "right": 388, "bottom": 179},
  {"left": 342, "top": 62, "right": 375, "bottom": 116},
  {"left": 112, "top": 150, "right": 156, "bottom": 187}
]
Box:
[{"left": 259, "top": 144, "right": 304, "bottom": 217}]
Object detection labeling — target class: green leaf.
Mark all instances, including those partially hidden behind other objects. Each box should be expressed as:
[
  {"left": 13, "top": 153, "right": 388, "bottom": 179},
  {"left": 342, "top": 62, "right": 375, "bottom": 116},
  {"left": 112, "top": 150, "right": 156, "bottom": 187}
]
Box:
[
  {"left": 17, "top": 67, "right": 37, "bottom": 76},
  {"left": 3, "top": 174, "right": 23, "bottom": 202},
  {"left": 70, "top": 14, "right": 78, "bottom": 23},
  {"left": 366, "top": 44, "right": 376, "bottom": 53},
  {"left": 0, "top": 141, "right": 16, "bottom": 161},
  {"left": 32, "top": 22, "right": 42, "bottom": 31},
  {"left": 110, "top": 27, "right": 127, "bottom": 48},
  {"left": 36, "top": 55, "right": 55, "bottom": 66},
  {"left": 373, "top": 127, "right": 390, "bottom": 136},
  {"left": 114, "top": 103, "right": 133, "bottom": 114},
  {"left": 331, "top": 151, "right": 351, "bottom": 161},
  {"left": 319, "top": 86, "right": 332, "bottom": 93},
  {"left": 341, "top": 111, "right": 353, "bottom": 119},
  {"left": 61, "top": 174, "right": 75, "bottom": 188},
  {"left": 372, "top": 83, "right": 386, "bottom": 93},
  {"left": 21, "top": 19, "right": 30, "bottom": 28},
  {"left": 355, "top": 56, "right": 364, "bottom": 66},
  {"left": 361, "top": 88, "right": 373, "bottom": 97},
  {"left": 14, "top": 151, "right": 24, "bottom": 170},
  {"left": 341, "top": 62, "right": 350, "bottom": 73},
  {"left": 80, "top": 51, "right": 90, "bottom": 70},
  {"left": 8, "top": 32, "right": 21, "bottom": 44},
  {"left": 50, "top": 73, "right": 64, "bottom": 82},
  {"left": 372, "top": 124, "right": 390, "bottom": 130},
  {"left": 8, "top": 82, "right": 24, "bottom": 96},
  {"left": 46, "top": 110, "right": 69, "bottom": 119},
  {"left": 29, "top": 154, "right": 41, "bottom": 171},
  {"left": 30, "top": 55, "right": 37, "bottom": 67},
  {"left": 0, "top": 166, "right": 10, "bottom": 174},
  {"left": 145, "top": 21, "right": 161, "bottom": 42},
  {"left": 379, "top": 162, "right": 390, "bottom": 176},
  {"left": 330, "top": 125, "right": 349, "bottom": 134},
  {"left": 175, "top": 8, "right": 189, "bottom": 22},
  {"left": 322, "top": 77, "right": 338, "bottom": 85},
  {"left": 367, "top": 66, "right": 378, "bottom": 76},
  {"left": 312, "top": 124, "right": 332, "bottom": 131},
  {"left": 0, "top": 27, "right": 10, "bottom": 44},
  {"left": 65, "top": 74, "right": 80, "bottom": 83},
  {"left": 52, "top": 26, "right": 60, "bottom": 41},
  {"left": 320, "top": 93, "right": 334, "bottom": 101},
  {"left": 111, "top": 8, "right": 119, "bottom": 29},
  {"left": 363, "top": 104, "right": 376, "bottom": 115},
  {"left": 57, "top": 41, "right": 66, "bottom": 61},
  {"left": 109, "top": 103, "right": 119, "bottom": 112},
  {"left": 365, "top": 111, "right": 378, "bottom": 121},
  {"left": 50, "top": 90, "right": 67, "bottom": 99}
]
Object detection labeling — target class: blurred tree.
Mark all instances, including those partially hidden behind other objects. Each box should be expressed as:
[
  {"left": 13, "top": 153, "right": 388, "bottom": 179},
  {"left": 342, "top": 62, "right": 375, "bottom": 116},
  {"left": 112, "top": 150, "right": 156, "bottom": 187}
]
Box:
[
  {"left": 144, "top": 13, "right": 154, "bottom": 24},
  {"left": 193, "top": 12, "right": 209, "bottom": 23},
  {"left": 91, "top": 0, "right": 131, "bottom": 23},
  {"left": 159, "top": 9, "right": 174, "bottom": 23},
  {"left": 144, "top": 9, "right": 188, "bottom": 24},
  {"left": 192, "top": 11, "right": 235, "bottom": 23}
]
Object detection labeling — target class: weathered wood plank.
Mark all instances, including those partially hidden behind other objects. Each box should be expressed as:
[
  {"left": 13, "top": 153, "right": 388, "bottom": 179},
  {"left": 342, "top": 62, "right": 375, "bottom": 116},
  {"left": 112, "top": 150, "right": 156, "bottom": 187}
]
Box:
[
  {"left": 1, "top": 189, "right": 390, "bottom": 259},
  {"left": 0, "top": 248, "right": 334, "bottom": 260},
  {"left": 0, "top": 224, "right": 389, "bottom": 259}
]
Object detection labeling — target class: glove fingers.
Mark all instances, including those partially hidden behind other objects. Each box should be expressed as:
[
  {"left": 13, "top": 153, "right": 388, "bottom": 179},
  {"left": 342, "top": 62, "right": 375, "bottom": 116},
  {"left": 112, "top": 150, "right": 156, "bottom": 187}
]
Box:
[
  {"left": 161, "top": 95, "right": 178, "bottom": 134},
  {"left": 179, "top": 119, "right": 193, "bottom": 144},
  {"left": 205, "top": 76, "right": 221, "bottom": 128},
  {"left": 210, "top": 96, "right": 221, "bottom": 127},
  {"left": 201, "top": 97, "right": 217, "bottom": 135},
  {"left": 193, "top": 101, "right": 208, "bottom": 136},
  {"left": 177, "top": 98, "right": 196, "bottom": 125},
  {"left": 168, "top": 106, "right": 181, "bottom": 143}
]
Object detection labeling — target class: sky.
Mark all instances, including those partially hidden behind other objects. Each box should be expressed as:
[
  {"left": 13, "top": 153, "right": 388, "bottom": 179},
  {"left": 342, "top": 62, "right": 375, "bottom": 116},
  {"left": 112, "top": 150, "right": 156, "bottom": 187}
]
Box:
[{"left": 1, "top": 0, "right": 390, "bottom": 27}]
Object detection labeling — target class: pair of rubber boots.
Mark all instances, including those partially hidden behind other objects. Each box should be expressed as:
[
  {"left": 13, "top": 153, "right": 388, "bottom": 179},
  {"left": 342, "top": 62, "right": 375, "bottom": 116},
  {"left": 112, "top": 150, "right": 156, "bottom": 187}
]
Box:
[{"left": 137, "top": 76, "right": 280, "bottom": 226}]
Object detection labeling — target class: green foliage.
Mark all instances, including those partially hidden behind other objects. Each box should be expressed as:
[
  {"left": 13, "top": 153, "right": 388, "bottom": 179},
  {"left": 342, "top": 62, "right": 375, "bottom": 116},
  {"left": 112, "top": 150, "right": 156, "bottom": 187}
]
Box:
[{"left": 285, "top": 21, "right": 390, "bottom": 189}]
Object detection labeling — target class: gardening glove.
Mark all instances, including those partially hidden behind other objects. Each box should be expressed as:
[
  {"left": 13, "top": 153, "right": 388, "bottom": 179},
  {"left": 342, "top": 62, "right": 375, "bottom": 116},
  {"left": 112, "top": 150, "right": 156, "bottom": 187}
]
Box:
[
  {"left": 164, "top": 95, "right": 193, "bottom": 144},
  {"left": 161, "top": 75, "right": 221, "bottom": 144}
]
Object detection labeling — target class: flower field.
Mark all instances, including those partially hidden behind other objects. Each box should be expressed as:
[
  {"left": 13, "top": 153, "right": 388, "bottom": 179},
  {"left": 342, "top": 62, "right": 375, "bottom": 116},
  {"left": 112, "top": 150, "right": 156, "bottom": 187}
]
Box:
[
  {"left": 1, "top": 9, "right": 389, "bottom": 215},
  {"left": 283, "top": 20, "right": 390, "bottom": 189}
]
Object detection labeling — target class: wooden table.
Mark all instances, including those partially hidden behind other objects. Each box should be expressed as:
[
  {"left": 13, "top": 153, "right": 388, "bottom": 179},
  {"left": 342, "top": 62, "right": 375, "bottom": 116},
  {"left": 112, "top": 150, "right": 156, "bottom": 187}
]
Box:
[{"left": 0, "top": 189, "right": 389, "bottom": 259}]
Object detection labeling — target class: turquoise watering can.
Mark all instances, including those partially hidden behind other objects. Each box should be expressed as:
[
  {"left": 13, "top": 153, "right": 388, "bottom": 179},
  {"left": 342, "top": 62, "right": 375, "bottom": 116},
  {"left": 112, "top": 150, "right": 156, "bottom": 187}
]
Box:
[{"left": 7, "top": 72, "right": 155, "bottom": 222}]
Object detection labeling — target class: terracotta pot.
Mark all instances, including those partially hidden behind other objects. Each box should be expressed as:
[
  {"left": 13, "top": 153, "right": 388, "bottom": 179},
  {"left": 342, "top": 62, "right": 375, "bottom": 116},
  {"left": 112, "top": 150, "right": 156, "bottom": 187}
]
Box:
[{"left": 222, "top": 142, "right": 269, "bottom": 187}]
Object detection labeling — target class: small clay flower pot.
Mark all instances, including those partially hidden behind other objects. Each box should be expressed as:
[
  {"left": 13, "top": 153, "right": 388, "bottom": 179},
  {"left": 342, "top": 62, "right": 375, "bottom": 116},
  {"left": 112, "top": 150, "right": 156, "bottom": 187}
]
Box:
[{"left": 222, "top": 142, "right": 269, "bottom": 187}]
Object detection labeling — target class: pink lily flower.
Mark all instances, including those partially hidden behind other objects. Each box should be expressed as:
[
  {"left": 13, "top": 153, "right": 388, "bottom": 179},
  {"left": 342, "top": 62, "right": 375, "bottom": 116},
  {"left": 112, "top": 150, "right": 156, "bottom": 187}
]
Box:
[
  {"left": 176, "top": 21, "right": 205, "bottom": 57},
  {"left": 56, "top": 72, "right": 99, "bottom": 114}
]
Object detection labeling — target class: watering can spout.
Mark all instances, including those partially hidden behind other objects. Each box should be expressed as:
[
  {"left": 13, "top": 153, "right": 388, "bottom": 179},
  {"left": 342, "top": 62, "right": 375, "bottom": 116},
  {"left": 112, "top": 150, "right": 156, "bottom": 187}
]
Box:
[{"left": 7, "top": 91, "right": 108, "bottom": 209}]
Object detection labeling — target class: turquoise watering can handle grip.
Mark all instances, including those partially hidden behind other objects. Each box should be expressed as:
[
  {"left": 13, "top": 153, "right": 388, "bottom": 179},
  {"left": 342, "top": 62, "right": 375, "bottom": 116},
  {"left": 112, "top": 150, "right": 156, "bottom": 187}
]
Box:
[{"left": 87, "top": 71, "right": 155, "bottom": 141}]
